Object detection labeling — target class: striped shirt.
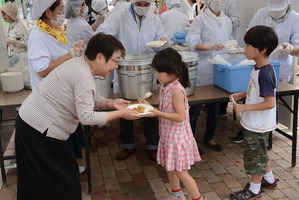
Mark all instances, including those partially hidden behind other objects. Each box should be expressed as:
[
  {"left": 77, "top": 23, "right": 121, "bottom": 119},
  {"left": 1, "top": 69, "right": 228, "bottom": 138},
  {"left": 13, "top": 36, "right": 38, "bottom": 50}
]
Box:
[{"left": 19, "top": 56, "right": 108, "bottom": 140}]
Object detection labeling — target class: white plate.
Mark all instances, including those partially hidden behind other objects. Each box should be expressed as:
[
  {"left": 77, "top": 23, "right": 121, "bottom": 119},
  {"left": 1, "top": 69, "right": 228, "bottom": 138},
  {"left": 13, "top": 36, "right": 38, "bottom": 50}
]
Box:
[
  {"left": 225, "top": 40, "right": 238, "bottom": 48},
  {"left": 228, "top": 47, "right": 245, "bottom": 54},
  {"left": 146, "top": 41, "right": 166, "bottom": 48},
  {"left": 127, "top": 104, "right": 154, "bottom": 116}
]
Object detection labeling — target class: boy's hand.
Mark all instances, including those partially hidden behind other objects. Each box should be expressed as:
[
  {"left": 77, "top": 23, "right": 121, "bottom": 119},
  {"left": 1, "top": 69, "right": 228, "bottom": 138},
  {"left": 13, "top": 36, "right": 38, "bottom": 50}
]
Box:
[
  {"left": 229, "top": 92, "right": 246, "bottom": 101},
  {"left": 233, "top": 104, "right": 246, "bottom": 113}
]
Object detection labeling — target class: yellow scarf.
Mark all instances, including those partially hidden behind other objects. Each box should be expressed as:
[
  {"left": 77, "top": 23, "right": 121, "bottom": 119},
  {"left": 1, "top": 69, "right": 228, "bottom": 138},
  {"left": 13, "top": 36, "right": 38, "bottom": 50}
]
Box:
[{"left": 36, "top": 19, "right": 67, "bottom": 45}]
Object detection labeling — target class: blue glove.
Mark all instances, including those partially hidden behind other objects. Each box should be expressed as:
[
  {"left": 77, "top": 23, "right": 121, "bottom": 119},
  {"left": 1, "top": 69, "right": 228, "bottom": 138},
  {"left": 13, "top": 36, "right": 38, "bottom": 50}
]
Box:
[{"left": 173, "top": 31, "right": 188, "bottom": 39}]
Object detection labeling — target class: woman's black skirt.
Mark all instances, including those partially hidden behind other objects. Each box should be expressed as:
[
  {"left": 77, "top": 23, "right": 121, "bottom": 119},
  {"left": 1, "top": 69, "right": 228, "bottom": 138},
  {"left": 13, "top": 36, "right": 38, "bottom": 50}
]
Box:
[{"left": 15, "top": 115, "right": 82, "bottom": 200}]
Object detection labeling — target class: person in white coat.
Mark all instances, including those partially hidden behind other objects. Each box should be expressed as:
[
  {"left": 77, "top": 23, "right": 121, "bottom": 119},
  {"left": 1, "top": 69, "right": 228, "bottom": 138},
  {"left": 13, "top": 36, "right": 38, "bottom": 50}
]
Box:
[
  {"left": 186, "top": 0, "right": 232, "bottom": 151},
  {"left": 248, "top": 0, "right": 299, "bottom": 83},
  {"left": 89, "top": 0, "right": 107, "bottom": 24},
  {"left": 66, "top": 0, "right": 103, "bottom": 48},
  {"left": 160, "top": 0, "right": 190, "bottom": 39},
  {"left": 106, "top": 0, "right": 131, "bottom": 18},
  {"left": 97, "top": 0, "right": 168, "bottom": 161},
  {"left": 221, "top": 0, "right": 241, "bottom": 39}
]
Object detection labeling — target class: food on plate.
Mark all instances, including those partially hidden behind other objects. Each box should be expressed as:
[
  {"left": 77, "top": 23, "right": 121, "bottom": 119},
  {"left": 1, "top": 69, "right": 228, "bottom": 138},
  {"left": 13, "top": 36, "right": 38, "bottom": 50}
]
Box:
[{"left": 132, "top": 105, "right": 146, "bottom": 113}]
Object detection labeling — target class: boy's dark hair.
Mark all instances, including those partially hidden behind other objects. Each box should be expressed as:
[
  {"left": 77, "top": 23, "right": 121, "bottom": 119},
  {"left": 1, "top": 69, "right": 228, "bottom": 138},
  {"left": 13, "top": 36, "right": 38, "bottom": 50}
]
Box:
[
  {"left": 85, "top": 33, "right": 125, "bottom": 61},
  {"left": 152, "top": 48, "right": 190, "bottom": 88},
  {"left": 244, "top": 25, "right": 278, "bottom": 56}
]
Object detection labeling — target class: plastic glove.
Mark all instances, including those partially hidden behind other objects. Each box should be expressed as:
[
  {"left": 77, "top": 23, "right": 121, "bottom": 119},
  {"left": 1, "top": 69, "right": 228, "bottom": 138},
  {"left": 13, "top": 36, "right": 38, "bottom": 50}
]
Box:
[
  {"left": 280, "top": 42, "right": 293, "bottom": 55},
  {"left": 94, "top": 16, "right": 105, "bottom": 26},
  {"left": 6, "top": 39, "right": 13, "bottom": 45},
  {"left": 207, "top": 43, "right": 225, "bottom": 51},
  {"left": 69, "top": 40, "right": 86, "bottom": 57}
]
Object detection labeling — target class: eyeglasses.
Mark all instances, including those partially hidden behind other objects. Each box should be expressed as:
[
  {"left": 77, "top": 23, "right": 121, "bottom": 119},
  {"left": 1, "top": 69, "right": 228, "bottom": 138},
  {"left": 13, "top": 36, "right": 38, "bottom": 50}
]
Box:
[{"left": 109, "top": 57, "right": 119, "bottom": 64}]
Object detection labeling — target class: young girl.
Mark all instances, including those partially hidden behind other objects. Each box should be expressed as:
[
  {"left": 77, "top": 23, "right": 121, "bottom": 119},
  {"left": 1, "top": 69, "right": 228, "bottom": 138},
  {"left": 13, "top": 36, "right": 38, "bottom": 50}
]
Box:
[{"left": 139, "top": 48, "right": 204, "bottom": 200}]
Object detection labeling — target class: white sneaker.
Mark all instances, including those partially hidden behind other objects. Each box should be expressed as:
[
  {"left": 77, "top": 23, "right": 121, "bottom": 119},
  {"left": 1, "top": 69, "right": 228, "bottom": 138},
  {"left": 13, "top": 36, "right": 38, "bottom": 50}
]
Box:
[
  {"left": 79, "top": 166, "right": 85, "bottom": 174},
  {"left": 5, "top": 163, "right": 17, "bottom": 169}
]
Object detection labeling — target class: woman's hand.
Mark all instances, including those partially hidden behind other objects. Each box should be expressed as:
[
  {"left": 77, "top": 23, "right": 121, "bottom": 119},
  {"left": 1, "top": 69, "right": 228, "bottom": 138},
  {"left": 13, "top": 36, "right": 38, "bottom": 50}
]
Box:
[
  {"left": 121, "top": 108, "right": 142, "bottom": 120},
  {"left": 111, "top": 98, "right": 131, "bottom": 110}
]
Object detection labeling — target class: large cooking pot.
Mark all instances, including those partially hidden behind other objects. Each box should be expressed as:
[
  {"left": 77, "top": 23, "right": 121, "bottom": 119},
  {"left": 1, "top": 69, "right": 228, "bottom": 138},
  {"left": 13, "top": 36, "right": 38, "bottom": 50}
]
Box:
[
  {"left": 117, "top": 55, "right": 153, "bottom": 100},
  {"left": 178, "top": 51, "right": 199, "bottom": 96},
  {"left": 94, "top": 74, "right": 113, "bottom": 98}
]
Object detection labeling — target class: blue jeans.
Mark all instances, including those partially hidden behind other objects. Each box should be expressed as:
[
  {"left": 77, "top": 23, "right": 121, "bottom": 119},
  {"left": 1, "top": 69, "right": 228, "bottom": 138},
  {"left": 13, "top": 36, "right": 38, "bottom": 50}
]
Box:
[
  {"left": 119, "top": 118, "right": 159, "bottom": 150},
  {"left": 189, "top": 103, "right": 220, "bottom": 142}
]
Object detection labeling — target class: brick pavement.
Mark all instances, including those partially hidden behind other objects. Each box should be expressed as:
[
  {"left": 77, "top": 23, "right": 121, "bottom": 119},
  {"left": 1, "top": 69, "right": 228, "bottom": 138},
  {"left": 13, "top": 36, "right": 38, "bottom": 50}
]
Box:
[{"left": 0, "top": 103, "right": 299, "bottom": 200}]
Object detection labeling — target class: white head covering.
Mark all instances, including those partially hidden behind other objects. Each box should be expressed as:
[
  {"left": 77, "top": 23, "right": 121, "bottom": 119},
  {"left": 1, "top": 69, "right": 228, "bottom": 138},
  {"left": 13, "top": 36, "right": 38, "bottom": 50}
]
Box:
[
  {"left": 91, "top": 0, "right": 107, "bottom": 12},
  {"left": 30, "top": 0, "right": 56, "bottom": 20},
  {"left": 132, "top": 0, "right": 155, "bottom": 3},
  {"left": 166, "top": 0, "right": 181, "bottom": 9},
  {"left": 0, "top": 2, "right": 18, "bottom": 21},
  {"left": 268, "top": 0, "right": 290, "bottom": 11},
  {"left": 65, "top": 0, "right": 83, "bottom": 19}
]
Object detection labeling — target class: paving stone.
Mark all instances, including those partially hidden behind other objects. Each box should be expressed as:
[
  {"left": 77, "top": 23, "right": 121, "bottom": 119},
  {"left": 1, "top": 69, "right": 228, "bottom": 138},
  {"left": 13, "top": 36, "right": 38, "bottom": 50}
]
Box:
[
  {"left": 219, "top": 174, "right": 241, "bottom": 188},
  {"left": 113, "top": 159, "right": 127, "bottom": 170},
  {"left": 211, "top": 181, "right": 231, "bottom": 199},
  {"left": 142, "top": 166, "right": 159, "bottom": 179},
  {"left": 99, "top": 154, "right": 113, "bottom": 166},
  {"left": 196, "top": 177, "right": 213, "bottom": 193},
  {"left": 148, "top": 178, "right": 167, "bottom": 193},
  {"left": 215, "top": 155, "right": 235, "bottom": 167},
  {"left": 97, "top": 146, "right": 110, "bottom": 155},
  {"left": 102, "top": 165, "right": 116, "bottom": 178},
  {"left": 272, "top": 166, "right": 294, "bottom": 180},
  {"left": 116, "top": 169, "right": 132, "bottom": 183},
  {"left": 201, "top": 170, "right": 221, "bottom": 183},
  {"left": 225, "top": 166, "right": 248, "bottom": 179},
  {"left": 208, "top": 162, "right": 228, "bottom": 175},
  {"left": 280, "top": 187, "right": 299, "bottom": 200},
  {"left": 104, "top": 177, "right": 120, "bottom": 191},
  {"left": 202, "top": 191, "right": 222, "bottom": 200}
]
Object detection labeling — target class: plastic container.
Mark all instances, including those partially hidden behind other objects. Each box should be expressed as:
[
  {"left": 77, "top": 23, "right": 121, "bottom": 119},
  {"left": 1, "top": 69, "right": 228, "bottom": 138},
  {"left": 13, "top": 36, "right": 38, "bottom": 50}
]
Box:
[{"left": 213, "top": 62, "right": 280, "bottom": 93}]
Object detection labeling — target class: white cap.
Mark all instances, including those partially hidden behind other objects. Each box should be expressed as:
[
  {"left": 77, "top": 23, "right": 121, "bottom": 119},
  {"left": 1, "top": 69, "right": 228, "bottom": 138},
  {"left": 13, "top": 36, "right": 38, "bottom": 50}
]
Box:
[
  {"left": 268, "top": 0, "right": 290, "bottom": 11},
  {"left": 91, "top": 0, "right": 107, "bottom": 12},
  {"left": 166, "top": 0, "right": 181, "bottom": 8},
  {"left": 132, "top": 0, "right": 155, "bottom": 4},
  {"left": 30, "top": 0, "right": 56, "bottom": 20}
]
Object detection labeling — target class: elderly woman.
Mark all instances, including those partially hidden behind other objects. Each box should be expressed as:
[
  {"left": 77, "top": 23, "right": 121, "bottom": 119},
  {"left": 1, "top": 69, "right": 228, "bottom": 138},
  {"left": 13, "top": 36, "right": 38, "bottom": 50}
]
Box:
[
  {"left": 1, "top": 2, "right": 28, "bottom": 56},
  {"left": 186, "top": 0, "right": 232, "bottom": 151},
  {"left": 65, "top": 0, "right": 102, "bottom": 47},
  {"left": 15, "top": 33, "right": 141, "bottom": 200}
]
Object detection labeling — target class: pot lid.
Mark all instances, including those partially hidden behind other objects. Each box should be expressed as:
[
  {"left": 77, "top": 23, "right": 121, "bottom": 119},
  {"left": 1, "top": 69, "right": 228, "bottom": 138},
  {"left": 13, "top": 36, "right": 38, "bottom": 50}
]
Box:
[{"left": 118, "top": 54, "right": 153, "bottom": 66}]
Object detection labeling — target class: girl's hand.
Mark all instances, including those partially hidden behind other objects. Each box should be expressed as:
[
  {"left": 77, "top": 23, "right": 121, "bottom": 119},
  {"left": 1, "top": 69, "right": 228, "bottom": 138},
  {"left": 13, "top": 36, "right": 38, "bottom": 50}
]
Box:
[
  {"left": 137, "top": 97, "right": 150, "bottom": 105},
  {"left": 233, "top": 104, "right": 246, "bottom": 113},
  {"left": 112, "top": 99, "right": 131, "bottom": 109},
  {"left": 145, "top": 108, "right": 160, "bottom": 118}
]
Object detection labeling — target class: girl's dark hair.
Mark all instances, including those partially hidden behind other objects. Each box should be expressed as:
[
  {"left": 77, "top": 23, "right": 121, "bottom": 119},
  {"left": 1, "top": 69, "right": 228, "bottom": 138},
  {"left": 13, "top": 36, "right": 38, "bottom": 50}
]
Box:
[
  {"left": 41, "top": 0, "right": 61, "bottom": 20},
  {"left": 85, "top": 33, "right": 125, "bottom": 61},
  {"left": 244, "top": 25, "right": 278, "bottom": 56},
  {"left": 152, "top": 48, "right": 190, "bottom": 88}
]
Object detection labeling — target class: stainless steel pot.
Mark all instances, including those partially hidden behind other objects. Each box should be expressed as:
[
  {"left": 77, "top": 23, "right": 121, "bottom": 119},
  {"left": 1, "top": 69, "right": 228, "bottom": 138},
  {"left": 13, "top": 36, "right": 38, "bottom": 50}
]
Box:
[
  {"left": 178, "top": 51, "right": 199, "bottom": 96},
  {"left": 94, "top": 75, "right": 113, "bottom": 98},
  {"left": 117, "top": 55, "right": 153, "bottom": 100}
]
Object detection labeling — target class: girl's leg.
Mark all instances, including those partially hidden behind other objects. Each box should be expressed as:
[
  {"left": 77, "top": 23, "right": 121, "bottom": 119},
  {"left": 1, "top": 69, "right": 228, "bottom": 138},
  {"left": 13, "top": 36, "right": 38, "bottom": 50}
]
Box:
[
  {"left": 175, "top": 170, "right": 201, "bottom": 199},
  {"left": 166, "top": 170, "right": 181, "bottom": 190}
]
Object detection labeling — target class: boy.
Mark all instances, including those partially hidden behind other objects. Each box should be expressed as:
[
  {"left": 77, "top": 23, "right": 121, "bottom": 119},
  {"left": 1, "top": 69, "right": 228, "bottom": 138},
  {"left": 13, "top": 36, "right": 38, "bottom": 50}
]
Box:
[{"left": 230, "top": 25, "right": 279, "bottom": 200}]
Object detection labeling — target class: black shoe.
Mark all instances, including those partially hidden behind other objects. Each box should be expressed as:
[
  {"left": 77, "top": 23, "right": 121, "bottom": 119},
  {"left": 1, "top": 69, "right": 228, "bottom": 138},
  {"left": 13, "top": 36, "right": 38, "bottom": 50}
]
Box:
[
  {"left": 230, "top": 185, "right": 262, "bottom": 200},
  {"left": 261, "top": 178, "right": 279, "bottom": 190},
  {"left": 203, "top": 140, "right": 222, "bottom": 151},
  {"left": 232, "top": 130, "right": 243, "bottom": 144}
]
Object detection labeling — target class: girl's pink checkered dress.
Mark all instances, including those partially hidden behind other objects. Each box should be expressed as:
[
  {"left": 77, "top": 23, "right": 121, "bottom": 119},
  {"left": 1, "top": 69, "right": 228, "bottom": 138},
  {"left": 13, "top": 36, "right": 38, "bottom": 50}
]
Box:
[{"left": 157, "top": 79, "right": 201, "bottom": 171}]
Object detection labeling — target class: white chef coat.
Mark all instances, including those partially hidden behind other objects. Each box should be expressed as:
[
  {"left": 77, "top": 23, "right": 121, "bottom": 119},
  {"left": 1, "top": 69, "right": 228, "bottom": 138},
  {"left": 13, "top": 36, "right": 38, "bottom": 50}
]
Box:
[
  {"left": 106, "top": 1, "right": 131, "bottom": 19},
  {"left": 160, "top": 7, "right": 190, "bottom": 39},
  {"left": 186, "top": 10, "right": 232, "bottom": 86},
  {"left": 180, "top": 0, "right": 194, "bottom": 21},
  {"left": 248, "top": 7, "right": 299, "bottom": 82},
  {"left": 66, "top": 17, "right": 95, "bottom": 48},
  {"left": 222, "top": 0, "right": 241, "bottom": 39},
  {"left": 28, "top": 26, "right": 69, "bottom": 89},
  {"left": 97, "top": 3, "right": 166, "bottom": 92}
]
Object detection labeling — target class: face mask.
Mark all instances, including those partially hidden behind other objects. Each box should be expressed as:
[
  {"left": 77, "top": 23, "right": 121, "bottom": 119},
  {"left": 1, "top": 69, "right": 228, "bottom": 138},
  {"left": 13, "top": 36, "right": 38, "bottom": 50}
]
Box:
[
  {"left": 134, "top": 5, "right": 150, "bottom": 16},
  {"left": 269, "top": 9, "right": 287, "bottom": 19},
  {"left": 209, "top": 0, "right": 221, "bottom": 13},
  {"left": 50, "top": 12, "right": 65, "bottom": 27},
  {"left": 81, "top": 7, "right": 89, "bottom": 18}
]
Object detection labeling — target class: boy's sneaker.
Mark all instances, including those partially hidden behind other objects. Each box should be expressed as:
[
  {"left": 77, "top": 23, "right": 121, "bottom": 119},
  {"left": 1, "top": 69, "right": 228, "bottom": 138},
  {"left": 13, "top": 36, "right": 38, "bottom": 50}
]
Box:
[
  {"left": 230, "top": 185, "right": 262, "bottom": 200},
  {"left": 232, "top": 130, "right": 243, "bottom": 143},
  {"left": 161, "top": 193, "right": 186, "bottom": 200},
  {"left": 261, "top": 178, "right": 279, "bottom": 190}
]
